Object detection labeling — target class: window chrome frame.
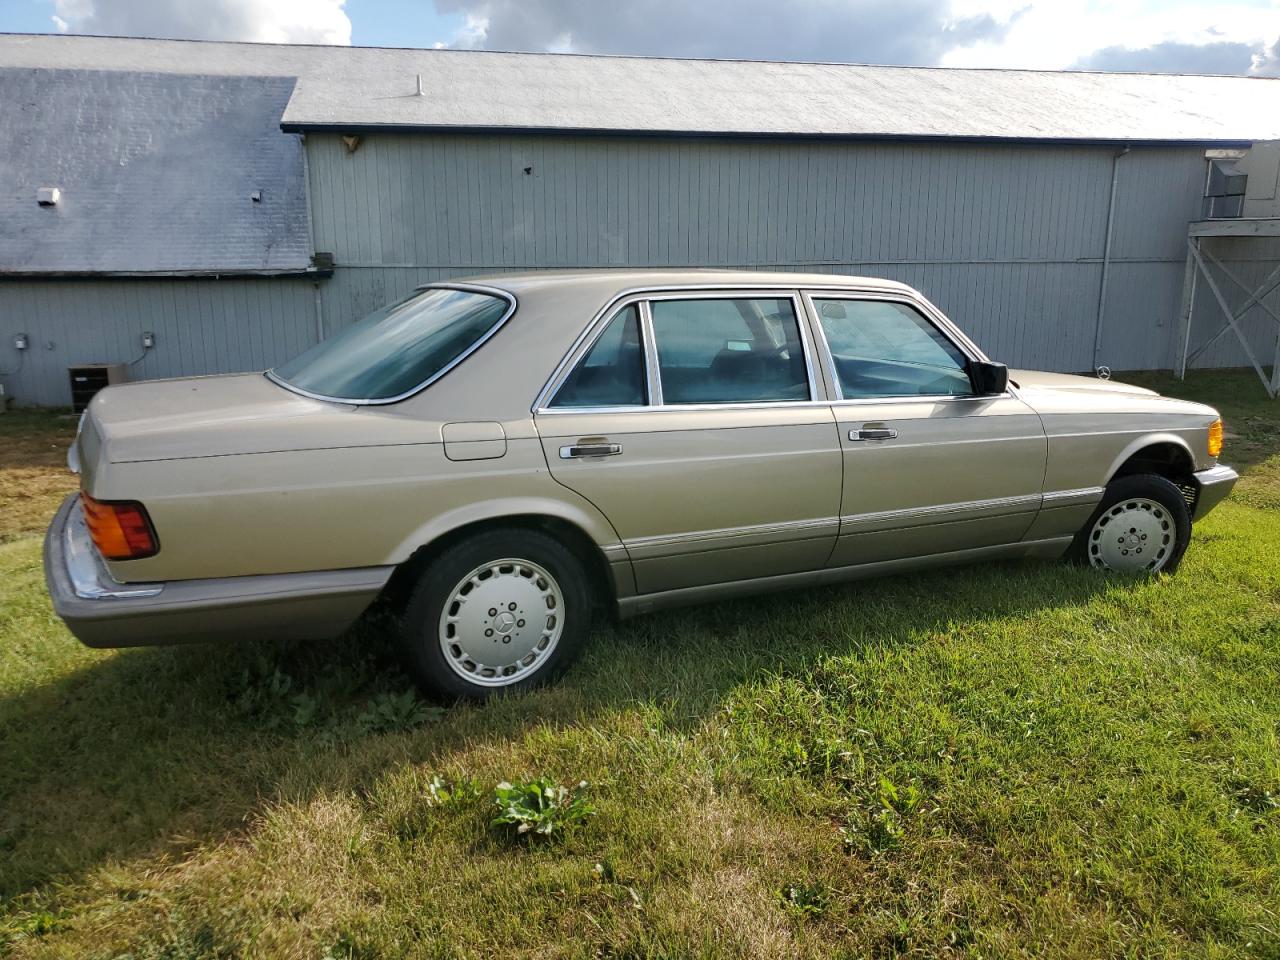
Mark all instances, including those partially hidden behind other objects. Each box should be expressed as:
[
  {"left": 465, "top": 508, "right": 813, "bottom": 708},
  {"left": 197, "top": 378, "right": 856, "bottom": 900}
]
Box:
[
  {"left": 542, "top": 301, "right": 653, "bottom": 412},
  {"left": 799, "top": 289, "right": 1013, "bottom": 406},
  {"left": 535, "top": 285, "right": 822, "bottom": 415},
  {"left": 266, "top": 282, "right": 518, "bottom": 407},
  {"left": 638, "top": 300, "right": 664, "bottom": 406}
]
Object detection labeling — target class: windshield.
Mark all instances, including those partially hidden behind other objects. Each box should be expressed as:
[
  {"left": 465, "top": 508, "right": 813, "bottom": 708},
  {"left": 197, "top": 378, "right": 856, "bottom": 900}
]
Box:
[{"left": 271, "top": 287, "right": 512, "bottom": 402}]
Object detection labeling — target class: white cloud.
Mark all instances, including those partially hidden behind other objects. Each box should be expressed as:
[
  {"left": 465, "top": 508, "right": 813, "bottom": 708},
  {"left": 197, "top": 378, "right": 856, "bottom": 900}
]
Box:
[
  {"left": 432, "top": 0, "right": 1280, "bottom": 76},
  {"left": 940, "top": 0, "right": 1280, "bottom": 72},
  {"left": 434, "top": 0, "right": 1015, "bottom": 65},
  {"left": 45, "top": 0, "right": 1280, "bottom": 74},
  {"left": 452, "top": 13, "right": 490, "bottom": 48},
  {"left": 50, "top": 0, "right": 353, "bottom": 45},
  {"left": 1252, "top": 36, "right": 1280, "bottom": 73}
]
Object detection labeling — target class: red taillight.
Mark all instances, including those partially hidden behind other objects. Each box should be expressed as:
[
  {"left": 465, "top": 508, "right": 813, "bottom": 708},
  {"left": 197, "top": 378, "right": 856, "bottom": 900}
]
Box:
[{"left": 80, "top": 492, "right": 159, "bottom": 560}]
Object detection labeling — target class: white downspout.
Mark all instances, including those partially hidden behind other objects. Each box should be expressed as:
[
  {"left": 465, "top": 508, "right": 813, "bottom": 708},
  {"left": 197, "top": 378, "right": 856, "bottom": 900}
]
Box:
[{"left": 1092, "top": 145, "right": 1130, "bottom": 373}]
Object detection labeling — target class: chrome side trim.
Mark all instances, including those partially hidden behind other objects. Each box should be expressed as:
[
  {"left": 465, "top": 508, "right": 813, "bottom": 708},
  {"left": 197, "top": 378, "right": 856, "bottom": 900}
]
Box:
[
  {"left": 624, "top": 516, "right": 839, "bottom": 559},
  {"left": 535, "top": 395, "right": 1024, "bottom": 416},
  {"left": 267, "top": 282, "right": 518, "bottom": 407},
  {"left": 827, "top": 392, "right": 1014, "bottom": 408},
  {"left": 1041, "top": 486, "right": 1105, "bottom": 508},
  {"left": 840, "top": 493, "right": 1042, "bottom": 532},
  {"left": 536, "top": 399, "right": 831, "bottom": 416},
  {"left": 63, "top": 500, "right": 163, "bottom": 600},
  {"left": 617, "top": 536, "right": 1075, "bottom": 618}
]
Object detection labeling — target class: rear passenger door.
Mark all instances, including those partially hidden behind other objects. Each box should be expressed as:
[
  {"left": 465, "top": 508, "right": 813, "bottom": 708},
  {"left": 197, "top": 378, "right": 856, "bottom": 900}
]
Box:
[
  {"left": 804, "top": 291, "right": 1047, "bottom": 567},
  {"left": 535, "top": 291, "right": 843, "bottom": 596}
]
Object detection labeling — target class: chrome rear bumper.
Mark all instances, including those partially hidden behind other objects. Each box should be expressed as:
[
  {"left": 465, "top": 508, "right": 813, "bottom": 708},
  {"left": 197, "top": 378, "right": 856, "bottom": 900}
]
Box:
[
  {"left": 43, "top": 495, "right": 393, "bottom": 648},
  {"left": 1191, "top": 464, "right": 1238, "bottom": 521}
]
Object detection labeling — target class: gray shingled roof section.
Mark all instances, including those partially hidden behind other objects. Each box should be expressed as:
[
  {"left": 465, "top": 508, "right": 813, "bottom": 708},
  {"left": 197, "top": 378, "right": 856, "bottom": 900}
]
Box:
[
  {"left": 0, "top": 65, "right": 311, "bottom": 275},
  {"left": 281, "top": 52, "right": 1280, "bottom": 142},
  {"left": 2, "top": 32, "right": 1280, "bottom": 142}
]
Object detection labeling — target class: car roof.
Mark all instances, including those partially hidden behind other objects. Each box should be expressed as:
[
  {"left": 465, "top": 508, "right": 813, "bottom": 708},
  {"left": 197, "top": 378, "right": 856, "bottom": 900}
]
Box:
[{"left": 443, "top": 268, "right": 914, "bottom": 299}]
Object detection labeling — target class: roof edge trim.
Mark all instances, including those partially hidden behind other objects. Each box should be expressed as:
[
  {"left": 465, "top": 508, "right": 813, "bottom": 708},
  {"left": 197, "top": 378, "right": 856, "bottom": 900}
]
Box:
[{"left": 280, "top": 121, "right": 1255, "bottom": 148}]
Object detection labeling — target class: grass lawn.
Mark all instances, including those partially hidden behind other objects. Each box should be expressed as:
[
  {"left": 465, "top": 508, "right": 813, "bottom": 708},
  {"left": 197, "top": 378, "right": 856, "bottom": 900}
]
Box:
[{"left": 1, "top": 370, "right": 1278, "bottom": 958}]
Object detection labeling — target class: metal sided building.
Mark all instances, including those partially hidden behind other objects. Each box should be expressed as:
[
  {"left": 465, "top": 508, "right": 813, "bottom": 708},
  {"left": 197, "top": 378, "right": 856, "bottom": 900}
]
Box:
[{"left": 3, "top": 32, "right": 1280, "bottom": 407}]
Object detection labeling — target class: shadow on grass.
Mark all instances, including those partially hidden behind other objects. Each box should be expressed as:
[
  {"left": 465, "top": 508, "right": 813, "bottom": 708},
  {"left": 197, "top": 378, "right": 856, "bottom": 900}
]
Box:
[{"left": 0, "top": 555, "right": 1113, "bottom": 904}]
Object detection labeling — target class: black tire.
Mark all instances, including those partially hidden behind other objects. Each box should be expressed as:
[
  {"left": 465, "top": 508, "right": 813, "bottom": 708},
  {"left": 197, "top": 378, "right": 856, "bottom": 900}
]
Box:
[
  {"left": 1068, "top": 473, "right": 1193, "bottom": 574},
  {"left": 399, "top": 528, "right": 592, "bottom": 700}
]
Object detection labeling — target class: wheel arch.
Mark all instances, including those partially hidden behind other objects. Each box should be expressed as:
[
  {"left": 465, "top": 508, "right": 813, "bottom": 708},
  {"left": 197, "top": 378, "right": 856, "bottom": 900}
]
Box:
[
  {"left": 379, "top": 501, "right": 626, "bottom": 615},
  {"left": 1104, "top": 433, "right": 1198, "bottom": 487}
]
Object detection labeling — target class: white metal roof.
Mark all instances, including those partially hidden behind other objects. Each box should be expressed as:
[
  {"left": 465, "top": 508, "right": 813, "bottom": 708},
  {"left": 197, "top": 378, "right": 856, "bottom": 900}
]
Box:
[{"left": 3, "top": 32, "right": 1280, "bottom": 143}]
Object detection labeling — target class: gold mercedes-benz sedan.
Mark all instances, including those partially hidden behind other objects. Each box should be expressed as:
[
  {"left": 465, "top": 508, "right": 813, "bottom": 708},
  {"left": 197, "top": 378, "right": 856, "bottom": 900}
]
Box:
[{"left": 45, "top": 270, "right": 1237, "bottom": 698}]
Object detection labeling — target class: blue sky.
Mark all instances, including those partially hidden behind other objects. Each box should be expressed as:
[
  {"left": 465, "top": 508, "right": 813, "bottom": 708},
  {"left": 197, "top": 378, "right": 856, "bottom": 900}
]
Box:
[
  {"left": 345, "top": 0, "right": 464, "bottom": 48},
  {"left": 3, "top": 0, "right": 1279, "bottom": 75},
  {"left": 2, "top": 0, "right": 465, "bottom": 48}
]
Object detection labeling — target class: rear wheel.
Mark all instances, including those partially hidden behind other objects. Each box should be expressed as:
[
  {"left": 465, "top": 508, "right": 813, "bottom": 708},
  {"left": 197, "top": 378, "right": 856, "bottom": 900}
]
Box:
[
  {"left": 1071, "top": 474, "right": 1191, "bottom": 574},
  {"left": 399, "top": 528, "right": 592, "bottom": 700}
]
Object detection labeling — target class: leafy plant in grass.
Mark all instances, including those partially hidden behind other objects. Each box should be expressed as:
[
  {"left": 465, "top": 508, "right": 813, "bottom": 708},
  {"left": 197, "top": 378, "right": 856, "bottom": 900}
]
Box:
[
  {"left": 779, "top": 881, "right": 829, "bottom": 917},
  {"left": 227, "top": 660, "right": 297, "bottom": 725},
  {"left": 0, "top": 909, "right": 62, "bottom": 945},
  {"left": 352, "top": 689, "right": 443, "bottom": 737},
  {"left": 841, "top": 776, "right": 924, "bottom": 856},
  {"left": 491, "top": 778, "right": 595, "bottom": 838},
  {"left": 427, "top": 775, "right": 483, "bottom": 808}
]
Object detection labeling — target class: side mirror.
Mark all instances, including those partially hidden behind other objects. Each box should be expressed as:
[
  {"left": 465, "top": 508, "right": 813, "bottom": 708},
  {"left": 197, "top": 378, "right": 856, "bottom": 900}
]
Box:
[{"left": 969, "top": 360, "right": 1009, "bottom": 395}]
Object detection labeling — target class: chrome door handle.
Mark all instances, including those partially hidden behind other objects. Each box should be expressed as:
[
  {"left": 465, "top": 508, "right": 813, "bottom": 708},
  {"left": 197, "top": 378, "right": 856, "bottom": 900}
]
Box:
[
  {"left": 850, "top": 428, "right": 897, "bottom": 441},
  {"left": 560, "top": 442, "right": 622, "bottom": 459}
]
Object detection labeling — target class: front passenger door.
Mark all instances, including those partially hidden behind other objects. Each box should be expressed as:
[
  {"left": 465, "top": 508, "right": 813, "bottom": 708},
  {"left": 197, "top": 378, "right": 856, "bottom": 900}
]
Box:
[
  {"left": 536, "top": 292, "right": 843, "bottom": 596},
  {"left": 807, "top": 293, "right": 1047, "bottom": 567}
]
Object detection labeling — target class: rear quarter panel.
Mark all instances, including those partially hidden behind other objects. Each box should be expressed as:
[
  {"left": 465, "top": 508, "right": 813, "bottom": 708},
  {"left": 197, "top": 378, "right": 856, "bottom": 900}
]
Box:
[{"left": 95, "top": 433, "right": 623, "bottom": 584}]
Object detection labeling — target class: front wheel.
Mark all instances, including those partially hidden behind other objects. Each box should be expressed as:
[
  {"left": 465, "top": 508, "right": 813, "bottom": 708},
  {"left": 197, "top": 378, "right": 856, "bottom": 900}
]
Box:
[
  {"left": 399, "top": 528, "right": 592, "bottom": 700},
  {"left": 1070, "top": 474, "right": 1192, "bottom": 574}
]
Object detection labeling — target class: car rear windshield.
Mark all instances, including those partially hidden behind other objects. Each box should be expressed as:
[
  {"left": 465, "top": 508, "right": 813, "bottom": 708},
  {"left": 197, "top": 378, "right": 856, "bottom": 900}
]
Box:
[{"left": 271, "top": 287, "right": 512, "bottom": 402}]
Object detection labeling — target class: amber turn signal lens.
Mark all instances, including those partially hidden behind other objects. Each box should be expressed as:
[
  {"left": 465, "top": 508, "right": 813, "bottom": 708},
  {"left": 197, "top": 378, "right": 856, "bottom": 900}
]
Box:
[
  {"left": 80, "top": 492, "right": 159, "bottom": 560},
  {"left": 1208, "top": 419, "right": 1224, "bottom": 459}
]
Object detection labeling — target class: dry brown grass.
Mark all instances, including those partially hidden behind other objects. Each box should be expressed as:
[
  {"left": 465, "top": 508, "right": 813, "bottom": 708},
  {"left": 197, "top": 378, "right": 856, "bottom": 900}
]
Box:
[{"left": 0, "top": 410, "right": 78, "bottom": 543}]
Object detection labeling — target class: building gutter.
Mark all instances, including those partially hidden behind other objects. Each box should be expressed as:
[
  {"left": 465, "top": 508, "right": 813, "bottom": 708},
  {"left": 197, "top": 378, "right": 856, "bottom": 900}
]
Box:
[
  {"left": 0, "top": 267, "right": 334, "bottom": 281},
  {"left": 277, "top": 122, "right": 1254, "bottom": 150},
  {"left": 1092, "top": 145, "right": 1130, "bottom": 371}
]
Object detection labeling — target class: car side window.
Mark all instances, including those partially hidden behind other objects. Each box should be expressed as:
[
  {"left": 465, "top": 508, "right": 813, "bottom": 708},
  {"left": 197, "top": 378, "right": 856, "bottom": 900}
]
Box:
[
  {"left": 649, "top": 297, "right": 808, "bottom": 404},
  {"left": 550, "top": 304, "right": 647, "bottom": 408},
  {"left": 813, "top": 298, "right": 973, "bottom": 399}
]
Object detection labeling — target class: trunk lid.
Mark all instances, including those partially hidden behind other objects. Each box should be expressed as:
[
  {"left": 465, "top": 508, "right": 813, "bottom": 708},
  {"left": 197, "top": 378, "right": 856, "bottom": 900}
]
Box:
[{"left": 80, "top": 373, "right": 394, "bottom": 463}]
